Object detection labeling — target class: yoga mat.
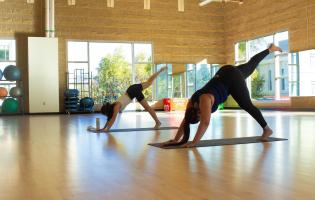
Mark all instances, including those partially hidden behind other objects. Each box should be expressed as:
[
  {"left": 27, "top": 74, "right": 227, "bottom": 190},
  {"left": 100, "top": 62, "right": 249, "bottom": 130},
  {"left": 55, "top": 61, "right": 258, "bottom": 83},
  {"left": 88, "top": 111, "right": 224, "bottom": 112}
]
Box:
[
  {"left": 149, "top": 136, "right": 288, "bottom": 149},
  {"left": 87, "top": 126, "right": 178, "bottom": 133}
]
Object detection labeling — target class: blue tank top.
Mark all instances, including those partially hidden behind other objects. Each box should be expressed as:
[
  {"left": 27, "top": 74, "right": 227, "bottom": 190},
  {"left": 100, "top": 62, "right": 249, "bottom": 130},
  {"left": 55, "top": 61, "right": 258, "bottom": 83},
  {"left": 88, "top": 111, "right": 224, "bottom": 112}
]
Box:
[{"left": 190, "top": 76, "right": 229, "bottom": 113}]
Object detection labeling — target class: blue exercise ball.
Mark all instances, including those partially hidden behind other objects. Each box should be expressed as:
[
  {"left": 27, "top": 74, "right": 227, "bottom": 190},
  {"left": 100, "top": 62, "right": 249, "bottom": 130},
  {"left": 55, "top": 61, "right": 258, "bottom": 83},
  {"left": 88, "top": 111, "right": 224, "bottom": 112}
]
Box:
[
  {"left": 64, "top": 89, "right": 79, "bottom": 97},
  {"left": 9, "top": 87, "right": 23, "bottom": 97},
  {"left": 3, "top": 65, "right": 21, "bottom": 81},
  {"left": 0, "top": 69, "right": 3, "bottom": 80},
  {"left": 80, "top": 97, "right": 94, "bottom": 107}
]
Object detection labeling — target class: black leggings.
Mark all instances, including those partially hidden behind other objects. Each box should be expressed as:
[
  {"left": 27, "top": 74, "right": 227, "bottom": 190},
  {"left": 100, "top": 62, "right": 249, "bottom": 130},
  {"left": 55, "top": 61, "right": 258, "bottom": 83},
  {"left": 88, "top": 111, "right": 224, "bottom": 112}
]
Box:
[{"left": 216, "top": 49, "right": 270, "bottom": 128}]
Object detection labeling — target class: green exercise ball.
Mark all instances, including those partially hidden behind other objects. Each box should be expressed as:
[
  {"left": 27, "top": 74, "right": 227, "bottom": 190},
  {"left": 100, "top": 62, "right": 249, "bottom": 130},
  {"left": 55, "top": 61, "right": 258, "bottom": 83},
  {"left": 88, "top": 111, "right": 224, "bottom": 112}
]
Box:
[{"left": 2, "top": 98, "right": 19, "bottom": 113}]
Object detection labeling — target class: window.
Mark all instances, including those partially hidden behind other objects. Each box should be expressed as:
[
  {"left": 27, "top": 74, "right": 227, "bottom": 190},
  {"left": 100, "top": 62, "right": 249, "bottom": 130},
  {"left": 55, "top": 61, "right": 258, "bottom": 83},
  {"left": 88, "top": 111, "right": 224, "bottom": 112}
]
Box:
[
  {"left": 67, "top": 42, "right": 89, "bottom": 98},
  {"left": 173, "top": 73, "right": 185, "bottom": 98},
  {"left": 185, "top": 63, "right": 218, "bottom": 98},
  {"left": 134, "top": 43, "right": 153, "bottom": 100},
  {"left": 281, "top": 68, "right": 285, "bottom": 90},
  {"left": 0, "top": 39, "right": 16, "bottom": 70},
  {"left": 154, "top": 63, "right": 218, "bottom": 99},
  {"left": 268, "top": 70, "right": 272, "bottom": 91},
  {"left": 186, "top": 64, "right": 195, "bottom": 97},
  {"left": 211, "top": 64, "right": 220, "bottom": 77},
  {"left": 235, "top": 41, "right": 246, "bottom": 65},
  {"left": 235, "top": 31, "right": 289, "bottom": 100},
  {"left": 0, "top": 47, "right": 9, "bottom": 60},
  {"left": 67, "top": 41, "right": 153, "bottom": 104},
  {"left": 196, "top": 64, "right": 211, "bottom": 90},
  {"left": 288, "top": 52, "right": 299, "bottom": 96},
  {"left": 155, "top": 64, "right": 172, "bottom": 99},
  {"left": 291, "top": 51, "right": 315, "bottom": 96},
  {"left": 167, "top": 66, "right": 173, "bottom": 97}
]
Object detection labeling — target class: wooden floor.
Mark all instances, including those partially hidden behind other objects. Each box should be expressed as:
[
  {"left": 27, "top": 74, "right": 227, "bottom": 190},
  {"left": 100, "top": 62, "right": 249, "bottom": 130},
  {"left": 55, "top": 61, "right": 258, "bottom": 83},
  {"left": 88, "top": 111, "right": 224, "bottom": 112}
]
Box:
[{"left": 1, "top": 110, "right": 315, "bottom": 200}]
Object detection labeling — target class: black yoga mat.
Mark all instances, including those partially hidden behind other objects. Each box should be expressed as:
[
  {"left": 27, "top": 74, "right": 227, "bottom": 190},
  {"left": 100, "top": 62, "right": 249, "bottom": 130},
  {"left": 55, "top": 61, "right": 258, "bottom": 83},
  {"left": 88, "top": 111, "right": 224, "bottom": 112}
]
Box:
[
  {"left": 149, "top": 136, "right": 288, "bottom": 149},
  {"left": 87, "top": 126, "right": 178, "bottom": 133}
]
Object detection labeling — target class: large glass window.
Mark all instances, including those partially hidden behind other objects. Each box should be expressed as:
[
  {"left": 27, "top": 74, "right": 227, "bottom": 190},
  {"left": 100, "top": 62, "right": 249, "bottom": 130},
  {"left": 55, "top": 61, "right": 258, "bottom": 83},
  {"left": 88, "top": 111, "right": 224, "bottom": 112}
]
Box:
[
  {"left": 67, "top": 41, "right": 153, "bottom": 105},
  {"left": 235, "top": 41, "right": 246, "bottom": 65},
  {"left": 134, "top": 43, "right": 153, "bottom": 101},
  {"left": 235, "top": 31, "right": 289, "bottom": 100},
  {"left": 155, "top": 64, "right": 172, "bottom": 99},
  {"left": 67, "top": 42, "right": 90, "bottom": 98},
  {"left": 173, "top": 73, "right": 185, "bottom": 98},
  {"left": 293, "top": 49, "right": 315, "bottom": 96},
  {"left": 0, "top": 39, "right": 16, "bottom": 70},
  {"left": 186, "top": 64, "right": 195, "bottom": 97},
  {"left": 154, "top": 63, "right": 219, "bottom": 99},
  {"left": 288, "top": 52, "right": 299, "bottom": 96},
  {"left": 275, "top": 32, "right": 289, "bottom": 99},
  {"left": 196, "top": 64, "right": 212, "bottom": 90},
  {"left": 248, "top": 35, "right": 274, "bottom": 100}
]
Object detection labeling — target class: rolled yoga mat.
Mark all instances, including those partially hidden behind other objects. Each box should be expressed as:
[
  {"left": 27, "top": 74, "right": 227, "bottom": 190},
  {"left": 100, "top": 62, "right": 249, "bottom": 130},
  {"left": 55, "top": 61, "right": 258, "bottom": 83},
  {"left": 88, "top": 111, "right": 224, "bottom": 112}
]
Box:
[
  {"left": 149, "top": 136, "right": 288, "bottom": 149},
  {"left": 87, "top": 126, "right": 179, "bottom": 133}
]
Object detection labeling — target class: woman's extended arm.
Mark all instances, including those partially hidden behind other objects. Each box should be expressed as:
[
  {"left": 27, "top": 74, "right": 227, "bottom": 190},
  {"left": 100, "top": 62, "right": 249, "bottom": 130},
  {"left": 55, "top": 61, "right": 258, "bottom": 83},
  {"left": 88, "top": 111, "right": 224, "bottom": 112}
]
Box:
[
  {"left": 101, "top": 121, "right": 109, "bottom": 130},
  {"left": 158, "top": 100, "right": 193, "bottom": 146},
  {"left": 181, "top": 94, "right": 213, "bottom": 148},
  {"left": 101, "top": 104, "right": 120, "bottom": 132}
]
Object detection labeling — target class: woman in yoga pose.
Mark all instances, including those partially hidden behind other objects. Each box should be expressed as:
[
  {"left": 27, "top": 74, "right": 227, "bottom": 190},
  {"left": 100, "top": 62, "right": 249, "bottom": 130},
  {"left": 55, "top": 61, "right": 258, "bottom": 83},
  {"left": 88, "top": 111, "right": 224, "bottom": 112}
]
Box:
[
  {"left": 160, "top": 44, "right": 282, "bottom": 148},
  {"left": 100, "top": 66, "right": 167, "bottom": 132}
]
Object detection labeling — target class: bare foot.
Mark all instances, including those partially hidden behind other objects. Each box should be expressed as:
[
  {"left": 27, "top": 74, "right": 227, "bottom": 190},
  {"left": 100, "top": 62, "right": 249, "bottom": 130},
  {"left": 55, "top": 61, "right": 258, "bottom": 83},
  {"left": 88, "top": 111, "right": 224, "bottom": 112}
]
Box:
[
  {"left": 154, "top": 121, "right": 162, "bottom": 129},
  {"left": 261, "top": 125, "right": 273, "bottom": 141},
  {"left": 268, "top": 44, "right": 282, "bottom": 53}
]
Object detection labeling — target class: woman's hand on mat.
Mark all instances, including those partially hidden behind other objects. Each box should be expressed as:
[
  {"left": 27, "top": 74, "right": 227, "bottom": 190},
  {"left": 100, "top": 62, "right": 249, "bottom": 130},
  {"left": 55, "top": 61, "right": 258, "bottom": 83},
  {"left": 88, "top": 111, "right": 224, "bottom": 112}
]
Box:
[
  {"left": 99, "top": 128, "right": 109, "bottom": 132},
  {"left": 181, "top": 141, "right": 197, "bottom": 148},
  {"left": 159, "top": 139, "right": 177, "bottom": 147}
]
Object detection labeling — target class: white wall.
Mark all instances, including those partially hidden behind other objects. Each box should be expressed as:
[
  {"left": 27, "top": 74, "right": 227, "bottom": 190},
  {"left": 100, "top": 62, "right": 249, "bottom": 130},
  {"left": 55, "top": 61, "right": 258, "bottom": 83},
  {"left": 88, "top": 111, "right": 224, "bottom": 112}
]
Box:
[{"left": 28, "top": 37, "right": 59, "bottom": 113}]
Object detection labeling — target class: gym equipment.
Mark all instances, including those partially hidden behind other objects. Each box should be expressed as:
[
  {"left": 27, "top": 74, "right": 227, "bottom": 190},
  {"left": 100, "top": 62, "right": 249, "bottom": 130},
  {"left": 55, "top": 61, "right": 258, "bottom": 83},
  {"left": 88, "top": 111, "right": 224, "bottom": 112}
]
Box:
[
  {"left": 0, "top": 87, "right": 8, "bottom": 98},
  {"left": 66, "top": 69, "right": 92, "bottom": 99},
  {"left": 149, "top": 136, "right": 288, "bottom": 149},
  {"left": 3, "top": 65, "right": 21, "bottom": 81},
  {"left": 0, "top": 69, "right": 3, "bottom": 80},
  {"left": 64, "top": 89, "right": 79, "bottom": 113},
  {"left": 2, "top": 98, "right": 19, "bottom": 113},
  {"left": 79, "top": 97, "right": 94, "bottom": 112},
  {"left": 163, "top": 98, "right": 171, "bottom": 111},
  {"left": 87, "top": 126, "right": 179, "bottom": 133},
  {"left": 64, "top": 89, "right": 79, "bottom": 97},
  {"left": 9, "top": 87, "right": 23, "bottom": 97}
]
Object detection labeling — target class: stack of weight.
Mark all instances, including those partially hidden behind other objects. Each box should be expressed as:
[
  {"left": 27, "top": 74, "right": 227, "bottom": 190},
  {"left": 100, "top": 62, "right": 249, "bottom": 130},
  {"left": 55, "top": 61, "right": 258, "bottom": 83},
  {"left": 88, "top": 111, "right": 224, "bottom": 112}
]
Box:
[{"left": 64, "top": 89, "right": 79, "bottom": 113}]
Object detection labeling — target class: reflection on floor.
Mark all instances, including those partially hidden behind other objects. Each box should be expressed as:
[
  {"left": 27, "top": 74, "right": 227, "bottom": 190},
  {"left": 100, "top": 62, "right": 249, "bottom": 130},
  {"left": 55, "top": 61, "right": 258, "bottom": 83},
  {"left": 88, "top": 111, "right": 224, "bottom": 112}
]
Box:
[{"left": 0, "top": 110, "right": 315, "bottom": 200}]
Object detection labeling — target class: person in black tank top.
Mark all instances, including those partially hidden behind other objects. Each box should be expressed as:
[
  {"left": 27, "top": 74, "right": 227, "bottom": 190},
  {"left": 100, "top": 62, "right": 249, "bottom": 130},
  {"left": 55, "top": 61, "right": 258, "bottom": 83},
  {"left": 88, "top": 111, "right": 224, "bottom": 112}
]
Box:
[{"left": 159, "top": 44, "right": 282, "bottom": 147}]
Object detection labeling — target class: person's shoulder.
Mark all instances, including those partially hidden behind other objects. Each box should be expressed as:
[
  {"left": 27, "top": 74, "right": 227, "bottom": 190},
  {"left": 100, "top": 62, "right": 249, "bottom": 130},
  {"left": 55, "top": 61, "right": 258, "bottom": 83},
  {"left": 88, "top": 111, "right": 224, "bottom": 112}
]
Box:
[
  {"left": 114, "top": 101, "right": 122, "bottom": 109},
  {"left": 191, "top": 90, "right": 201, "bottom": 101}
]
